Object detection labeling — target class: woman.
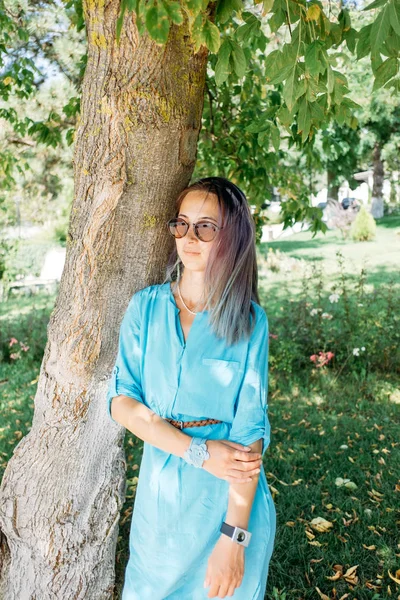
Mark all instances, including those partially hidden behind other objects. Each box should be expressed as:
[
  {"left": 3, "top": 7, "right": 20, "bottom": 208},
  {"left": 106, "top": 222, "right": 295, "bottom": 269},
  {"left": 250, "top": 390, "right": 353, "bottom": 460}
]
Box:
[{"left": 107, "top": 176, "right": 276, "bottom": 599}]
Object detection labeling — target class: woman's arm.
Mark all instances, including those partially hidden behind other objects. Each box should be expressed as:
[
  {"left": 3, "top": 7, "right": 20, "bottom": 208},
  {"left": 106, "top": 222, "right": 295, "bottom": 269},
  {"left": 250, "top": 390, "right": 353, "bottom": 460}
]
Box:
[
  {"left": 111, "top": 394, "right": 191, "bottom": 458},
  {"left": 224, "top": 437, "right": 263, "bottom": 529},
  {"left": 111, "top": 394, "right": 262, "bottom": 482}
]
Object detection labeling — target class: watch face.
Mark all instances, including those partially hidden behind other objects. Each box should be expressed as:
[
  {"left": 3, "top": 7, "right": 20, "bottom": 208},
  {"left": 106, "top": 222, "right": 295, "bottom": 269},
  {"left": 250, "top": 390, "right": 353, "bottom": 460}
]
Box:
[{"left": 237, "top": 532, "right": 246, "bottom": 542}]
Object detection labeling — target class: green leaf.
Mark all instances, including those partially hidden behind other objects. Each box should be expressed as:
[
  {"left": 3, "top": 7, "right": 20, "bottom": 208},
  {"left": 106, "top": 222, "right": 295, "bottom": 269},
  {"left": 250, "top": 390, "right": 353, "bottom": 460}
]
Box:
[
  {"left": 326, "top": 63, "right": 335, "bottom": 94},
  {"left": 162, "top": 0, "right": 183, "bottom": 25},
  {"left": 270, "top": 122, "right": 280, "bottom": 151},
  {"left": 344, "top": 28, "right": 357, "bottom": 53},
  {"left": 245, "top": 120, "right": 270, "bottom": 133},
  {"left": 202, "top": 19, "right": 221, "bottom": 53},
  {"left": 363, "top": 0, "right": 387, "bottom": 10},
  {"left": 357, "top": 24, "right": 372, "bottom": 59},
  {"left": 145, "top": 3, "right": 170, "bottom": 44},
  {"left": 230, "top": 41, "right": 246, "bottom": 77},
  {"left": 186, "top": 0, "right": 203, "bottom": 15},
  {"left": 215, "top": 40, "right": 232, "bottom": 85},
  {"left": 262, "top": 0, "right": 274, "bottom": 15},
  {"left": 116, "top": 0, "right": 127, "bottom": 42},
  {"left": 370, "top": 4, "right": 391, "bottom": 54},
  {"left": 276, "top": 105, "right": 292, "bottom": 129},
  {"left": 389, "top": 0, "right": 400, "bottom": 35},
  {"left": 305, "top": 40, "right": 324, "bottom": 77},
  {"left": 265, "top": 50, "right": 293, "bottom": 84},
  {"left": 297, "top": 96, "right": 311, "bottom": 143},
  {"left": 216, "top": 0, "right": 243, "bottom": 24},
  {"left": 372, "top": 56, "right": 398, "bottom": 90},
  {"left": 283, "top": 65, "right": 298, "bottom": 112},
  {"left": 338, "top": 8, "right": 351, "bottom": 32}
]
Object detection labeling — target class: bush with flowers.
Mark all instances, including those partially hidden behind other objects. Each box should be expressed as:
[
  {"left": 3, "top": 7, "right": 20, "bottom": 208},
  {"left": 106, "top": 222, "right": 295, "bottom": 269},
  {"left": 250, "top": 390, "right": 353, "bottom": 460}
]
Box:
[{"left": 267, "top": 250, "right": 399, "bottom": 383}]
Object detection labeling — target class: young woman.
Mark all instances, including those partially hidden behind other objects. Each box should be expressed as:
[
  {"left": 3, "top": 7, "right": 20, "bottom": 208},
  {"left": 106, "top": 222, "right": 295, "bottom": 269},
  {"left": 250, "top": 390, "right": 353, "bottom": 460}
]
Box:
[{"left": 107, "top": 176, "right": 276, "bottom": 599}]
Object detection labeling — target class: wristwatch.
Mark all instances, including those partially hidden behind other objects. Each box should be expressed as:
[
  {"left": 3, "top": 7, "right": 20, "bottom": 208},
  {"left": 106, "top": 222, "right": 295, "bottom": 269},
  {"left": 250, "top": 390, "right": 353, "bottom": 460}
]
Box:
[
  {"left": 183, "top": 437, "right": 210, "bottom": 468},
  {"left": 220, "top": 522, "right": 252, "bottom": 547}
]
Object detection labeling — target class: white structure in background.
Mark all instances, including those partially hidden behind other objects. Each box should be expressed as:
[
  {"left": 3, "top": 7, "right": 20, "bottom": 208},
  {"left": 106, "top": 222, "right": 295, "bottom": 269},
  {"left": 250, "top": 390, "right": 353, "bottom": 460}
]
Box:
[
  {"left": 311, "top": 169, "right": 396, "bottom": 207},
  {"left": 4, "top": 247, "right": 66, "bottom": 300}
]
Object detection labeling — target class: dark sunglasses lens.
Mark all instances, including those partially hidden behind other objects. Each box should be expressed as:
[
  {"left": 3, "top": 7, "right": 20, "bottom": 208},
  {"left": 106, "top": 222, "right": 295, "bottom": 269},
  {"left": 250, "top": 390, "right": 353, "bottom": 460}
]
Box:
[
  {"left": 168, "top": 220, "right": 187, "bottom": 238},
  {"left": 196, "top": 222, "right": 218, "bottom": 242}
]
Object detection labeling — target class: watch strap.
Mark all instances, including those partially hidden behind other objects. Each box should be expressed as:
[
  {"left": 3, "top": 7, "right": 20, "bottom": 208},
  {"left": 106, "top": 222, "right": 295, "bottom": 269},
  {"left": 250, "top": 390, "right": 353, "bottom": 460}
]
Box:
[{"left": 220, "top": 521, "right": 252, "bottom": 547}]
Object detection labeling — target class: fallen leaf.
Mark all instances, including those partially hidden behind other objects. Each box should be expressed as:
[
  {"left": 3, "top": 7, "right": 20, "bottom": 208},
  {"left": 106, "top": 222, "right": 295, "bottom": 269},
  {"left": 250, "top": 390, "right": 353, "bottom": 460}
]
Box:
[
  {"left": 363, "top": 544, "right": 376, "bottom": 550},
  {"left": 308, "top": 540, "right": 323, "bottom": 547},
  {"left": 388, "top": 570, "right": 400, "bottom": 585},
  {"left": 343, "top": 564, "right": 359, "bottom": 584},
  {"left": 315, "top": 587, "right": 330, "bottom": 600},
  {"left": 310, "top": 517, "right": 334, "bottom": 533},
  {"left": 305, "top": 529, "right": 316, "bottom": 540},
  {"left": 326, "top": 570, "right": 342, "bottom": 581}
]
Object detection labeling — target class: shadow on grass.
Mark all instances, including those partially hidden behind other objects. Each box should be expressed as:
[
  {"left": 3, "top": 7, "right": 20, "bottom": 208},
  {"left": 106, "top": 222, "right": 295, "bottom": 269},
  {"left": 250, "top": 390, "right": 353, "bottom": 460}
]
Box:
[
  {"left": 260, "top": 235, "right": 347, "bottom": 254},
  {"left": 377, "top": 216, "right": 400, "bottom": 228}
]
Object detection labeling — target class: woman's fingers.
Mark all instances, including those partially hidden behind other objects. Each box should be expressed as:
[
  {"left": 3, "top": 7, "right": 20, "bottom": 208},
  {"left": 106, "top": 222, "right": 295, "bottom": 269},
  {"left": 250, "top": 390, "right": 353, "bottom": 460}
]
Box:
[{"left": 232, "top": 457, "right": 263, "bottom": 471}]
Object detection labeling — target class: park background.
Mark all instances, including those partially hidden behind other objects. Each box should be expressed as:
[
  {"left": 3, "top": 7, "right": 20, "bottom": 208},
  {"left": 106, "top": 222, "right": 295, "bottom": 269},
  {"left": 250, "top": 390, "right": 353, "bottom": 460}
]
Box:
[{"left": 0, "top": 0, "right": 400, "bottom": 597}]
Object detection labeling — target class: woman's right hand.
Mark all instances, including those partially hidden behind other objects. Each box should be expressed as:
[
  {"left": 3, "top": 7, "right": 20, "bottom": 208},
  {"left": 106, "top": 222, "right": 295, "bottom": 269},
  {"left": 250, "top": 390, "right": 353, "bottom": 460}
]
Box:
[{"left": 201, "top": 439, "right": 263, "bottom": 483}]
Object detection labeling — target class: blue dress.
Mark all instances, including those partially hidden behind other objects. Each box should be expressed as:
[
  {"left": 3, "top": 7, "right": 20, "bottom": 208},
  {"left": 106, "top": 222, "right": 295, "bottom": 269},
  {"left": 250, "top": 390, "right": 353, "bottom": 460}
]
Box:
[{"left": 106, "top": 282, "right": 276, "bottom": 600}]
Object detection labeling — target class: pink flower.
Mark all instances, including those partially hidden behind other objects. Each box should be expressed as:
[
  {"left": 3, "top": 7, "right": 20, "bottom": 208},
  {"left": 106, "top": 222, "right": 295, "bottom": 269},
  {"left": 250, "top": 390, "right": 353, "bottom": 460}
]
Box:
[
  {"left": 310, "top": 351, "right": 335, "bottom": 368},
  {"left": 10, "top": 352, "right": 20, "bottom": 360},
  {"left": 20, "top": 343, "right": 29, "bottom": 352},
  {"left": 269, "top": 333, "right": 278, "bottom": 339},
  {"left": 9, "top": 337, "right": 18, "bottom": 347}
]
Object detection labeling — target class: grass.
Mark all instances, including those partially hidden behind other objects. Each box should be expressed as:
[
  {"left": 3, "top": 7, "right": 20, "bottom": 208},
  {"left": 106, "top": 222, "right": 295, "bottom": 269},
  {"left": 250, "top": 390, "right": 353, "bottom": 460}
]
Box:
[
  {"left": 265, "top": 372, "right": 400, "bottom": 600},
  {"left": 0, "top": 215, "right": 399, "bottom": 599}
]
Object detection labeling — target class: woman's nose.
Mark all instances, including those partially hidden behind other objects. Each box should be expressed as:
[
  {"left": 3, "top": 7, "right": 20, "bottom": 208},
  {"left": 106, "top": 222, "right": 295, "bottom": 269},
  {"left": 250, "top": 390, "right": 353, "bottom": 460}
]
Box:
[{"left": 186, "top": 223, "right": 197, "bottom": 240}]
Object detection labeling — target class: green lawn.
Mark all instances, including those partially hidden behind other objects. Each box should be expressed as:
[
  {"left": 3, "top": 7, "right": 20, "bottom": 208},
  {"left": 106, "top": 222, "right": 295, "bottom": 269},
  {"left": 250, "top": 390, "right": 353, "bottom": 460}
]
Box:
[
  {"left": 257, "top": 215, "right": 400, "bottom": 318},
  {"left": 0, "top": 215, "right": 399, "bottom": 599}
]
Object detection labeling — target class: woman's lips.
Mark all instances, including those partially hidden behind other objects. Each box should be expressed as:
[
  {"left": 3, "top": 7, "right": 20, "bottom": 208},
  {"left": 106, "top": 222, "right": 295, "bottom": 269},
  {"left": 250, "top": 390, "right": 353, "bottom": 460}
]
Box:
[{"left": 184, "top": 250, "right": 200, "bottom": 255}]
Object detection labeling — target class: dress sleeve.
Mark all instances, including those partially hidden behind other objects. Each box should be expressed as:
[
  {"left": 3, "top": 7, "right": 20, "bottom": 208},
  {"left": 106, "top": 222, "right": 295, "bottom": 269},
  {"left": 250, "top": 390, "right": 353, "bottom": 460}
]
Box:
[
  {"left": 228, "top": 307, "right": 270, "bottom": 456},
  {"left": 106, "top": 291, "right": 145, "bottom": 425}
]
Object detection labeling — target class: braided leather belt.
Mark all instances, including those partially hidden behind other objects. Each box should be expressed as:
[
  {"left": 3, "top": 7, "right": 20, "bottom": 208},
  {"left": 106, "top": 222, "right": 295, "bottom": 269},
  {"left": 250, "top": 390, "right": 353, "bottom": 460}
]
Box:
[{"left": 166, "top": 418, "right": 223, "bottom": 429}]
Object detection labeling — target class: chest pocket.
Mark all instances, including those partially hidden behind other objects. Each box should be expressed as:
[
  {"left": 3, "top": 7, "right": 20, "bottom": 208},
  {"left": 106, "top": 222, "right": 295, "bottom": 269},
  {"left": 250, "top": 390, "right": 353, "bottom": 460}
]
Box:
[{"left": 173, "top": 357, "right": 243, "bottom": 423}]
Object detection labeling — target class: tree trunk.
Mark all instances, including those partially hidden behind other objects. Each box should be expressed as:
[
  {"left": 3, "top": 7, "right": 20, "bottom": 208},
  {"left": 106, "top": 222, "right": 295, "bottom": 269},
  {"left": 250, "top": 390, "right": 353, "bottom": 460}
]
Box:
[
  {"left": 0, "top": 2, "right": 208, "bottom": 597},
  {"left": 370, "top": 141, "right": 384, "bottom": 218},
  {"left": 327, "top": 168, "right": 339, "bottom": 202}
]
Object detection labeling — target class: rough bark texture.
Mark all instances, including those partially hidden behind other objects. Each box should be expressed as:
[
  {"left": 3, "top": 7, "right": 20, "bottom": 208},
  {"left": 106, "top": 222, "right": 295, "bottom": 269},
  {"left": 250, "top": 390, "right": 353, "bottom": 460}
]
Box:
[
  {"left": 327, "top": 169, "right": 339, "bottom": 202},
  {"left": 0, "top": 1, "right": 208, "bottom": 597},
  {"left": 371, "top": 141, "right": 384, "bottom": 219}
]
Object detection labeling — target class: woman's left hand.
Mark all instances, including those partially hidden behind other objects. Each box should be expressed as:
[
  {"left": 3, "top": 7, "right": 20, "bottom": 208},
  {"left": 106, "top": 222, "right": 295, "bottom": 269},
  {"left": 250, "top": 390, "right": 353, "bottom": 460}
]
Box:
[{"left": 203, "top": 534, "right": 245, "bottom": 598}]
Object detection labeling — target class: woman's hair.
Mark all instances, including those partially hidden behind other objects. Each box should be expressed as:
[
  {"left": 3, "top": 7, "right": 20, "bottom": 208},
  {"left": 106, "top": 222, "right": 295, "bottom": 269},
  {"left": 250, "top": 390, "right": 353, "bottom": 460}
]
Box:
[{"left": 163, "top": 176, "right": 261, "bottom": 346}]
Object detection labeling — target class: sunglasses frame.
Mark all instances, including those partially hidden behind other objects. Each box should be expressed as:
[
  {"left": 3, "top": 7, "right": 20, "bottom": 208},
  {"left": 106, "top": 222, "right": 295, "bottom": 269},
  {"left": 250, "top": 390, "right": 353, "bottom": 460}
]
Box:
[{"left": 166, "top": 218, "right": 224, "bottom": 242}]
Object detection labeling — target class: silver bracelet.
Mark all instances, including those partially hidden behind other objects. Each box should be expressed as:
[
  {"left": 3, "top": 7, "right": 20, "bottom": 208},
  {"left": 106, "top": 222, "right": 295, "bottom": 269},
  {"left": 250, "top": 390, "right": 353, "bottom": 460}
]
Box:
[{"left": 183, "top": 436, "right": 210, "bottom": 468}]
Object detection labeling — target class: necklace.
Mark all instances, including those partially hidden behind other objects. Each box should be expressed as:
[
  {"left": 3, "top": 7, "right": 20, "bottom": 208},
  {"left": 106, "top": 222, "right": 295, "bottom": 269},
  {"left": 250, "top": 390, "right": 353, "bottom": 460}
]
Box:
[{"left": 177, "top": 282, "right": 202, "bottom": 315}]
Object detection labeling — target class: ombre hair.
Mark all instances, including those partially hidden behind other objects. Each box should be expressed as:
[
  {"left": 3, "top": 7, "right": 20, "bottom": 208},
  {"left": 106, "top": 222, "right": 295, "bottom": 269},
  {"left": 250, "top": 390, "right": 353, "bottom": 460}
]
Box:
[{"left": 162, "top": 176, "right": 261, "bottom": 347}]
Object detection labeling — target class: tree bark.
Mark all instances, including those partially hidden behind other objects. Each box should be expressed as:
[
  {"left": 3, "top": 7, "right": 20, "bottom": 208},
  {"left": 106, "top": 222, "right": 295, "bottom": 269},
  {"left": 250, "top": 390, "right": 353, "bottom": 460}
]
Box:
[
  {"left": 0, "top": 1, "right": 208, "bottom": 597},
  {"left": 370, "top": 141, "right": 384, "bottom": 218},
  {"left": 327, "top": 168, "right": 339, "bottom": 202}
]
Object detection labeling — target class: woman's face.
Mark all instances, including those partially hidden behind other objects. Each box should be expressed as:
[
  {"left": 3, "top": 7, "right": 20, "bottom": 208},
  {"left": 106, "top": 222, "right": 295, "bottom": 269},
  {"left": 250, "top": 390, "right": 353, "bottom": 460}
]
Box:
[{"left": 175, "top": 190, "right": 222, "bottom": 273}]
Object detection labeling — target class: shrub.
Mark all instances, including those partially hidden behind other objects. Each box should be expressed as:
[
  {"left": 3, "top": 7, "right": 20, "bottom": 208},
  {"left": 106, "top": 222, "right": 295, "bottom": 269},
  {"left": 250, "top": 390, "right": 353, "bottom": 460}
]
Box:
[
  {"left": 268, "top": 250, "right": 400, "bottom": 382},
  {"left": 350, "top": 205, "right": 376, "bottom": 241}
]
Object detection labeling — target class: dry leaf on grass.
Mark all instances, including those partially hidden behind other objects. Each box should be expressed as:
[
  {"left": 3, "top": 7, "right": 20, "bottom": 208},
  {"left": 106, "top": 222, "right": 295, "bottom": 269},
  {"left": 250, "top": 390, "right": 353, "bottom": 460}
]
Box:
[
  {"left": 388, "top": 570, "right": 400, "bottom": 585},
  {"left": 363, "top": 544, "right": 377, "bottom": 550},
  {"left": 326, "top": 570, "right": 342, "bottom": 581},
  {"left": 343, "top": 564, "right": 359, "bottom": 584},
  {"left": 310, "top": 517, "right": 334, "bottom": 533},
  {"left": 315, "top": 586, "right": 330, "bottom": 600}
]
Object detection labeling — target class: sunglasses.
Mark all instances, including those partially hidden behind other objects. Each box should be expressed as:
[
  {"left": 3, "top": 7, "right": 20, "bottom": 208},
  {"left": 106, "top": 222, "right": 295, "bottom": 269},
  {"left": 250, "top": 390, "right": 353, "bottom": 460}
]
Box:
[{"left": 166, "top": 218, "right": 224, "bottom": 242}]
